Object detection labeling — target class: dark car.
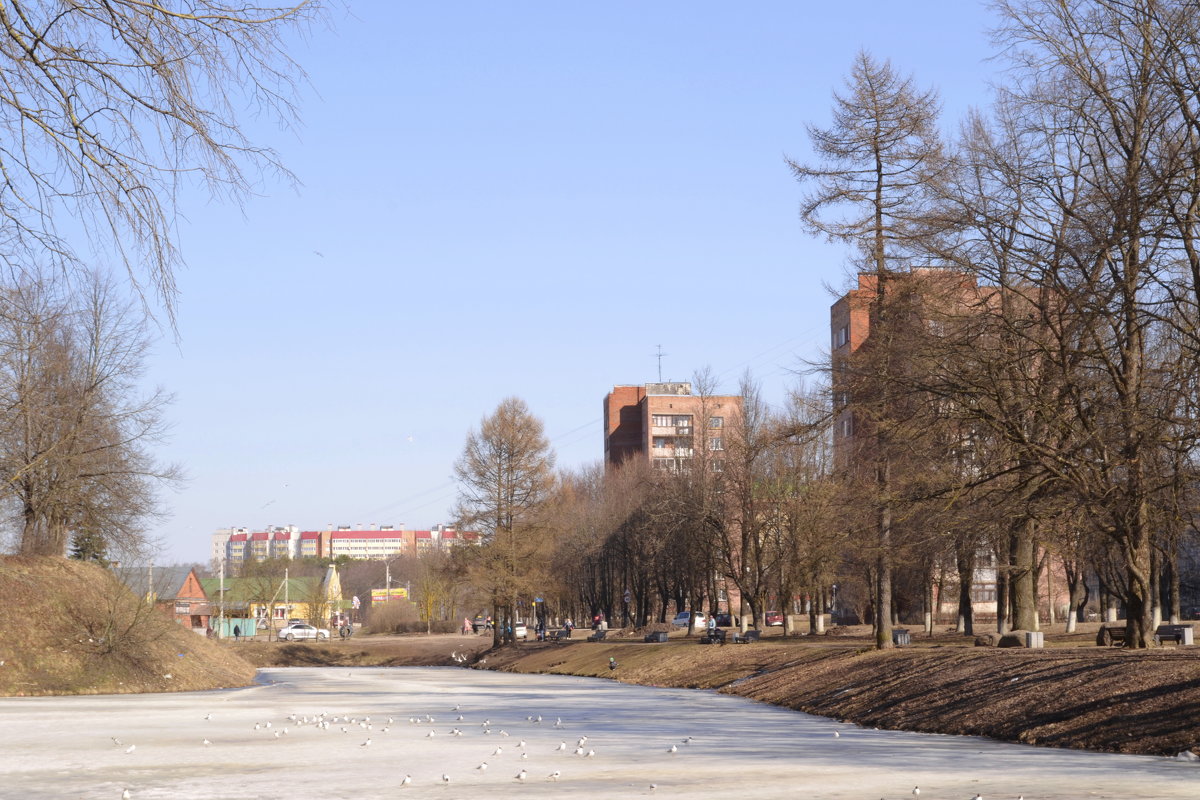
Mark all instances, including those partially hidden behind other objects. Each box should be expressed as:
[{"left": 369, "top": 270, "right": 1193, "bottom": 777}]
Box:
[
  {"left": 713, "top": 613, "right": 736, "bottom": 627},
  {"left": 764, "top": 610, "right": 784, "bottom": 626}
]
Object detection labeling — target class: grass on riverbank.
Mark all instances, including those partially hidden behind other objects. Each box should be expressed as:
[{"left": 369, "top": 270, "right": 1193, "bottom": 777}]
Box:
[{"left": 0, "top": 556, "right": 255, "bottom": 696}]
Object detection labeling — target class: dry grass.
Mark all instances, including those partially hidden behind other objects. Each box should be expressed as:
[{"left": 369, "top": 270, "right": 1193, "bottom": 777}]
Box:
[
  {"left": 0, "top": 556, "right": 255, "bottom": 696},
  {"left": 481, "top": 624, "right": 1200, "bottom": 757}
]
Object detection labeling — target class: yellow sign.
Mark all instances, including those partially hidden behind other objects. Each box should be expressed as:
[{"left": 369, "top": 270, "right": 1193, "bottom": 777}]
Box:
[{"left": 370, "top": 587, "right": 409, "bottom": 604}]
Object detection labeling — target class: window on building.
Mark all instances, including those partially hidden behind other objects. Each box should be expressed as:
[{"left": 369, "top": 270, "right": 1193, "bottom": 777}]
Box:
[
  {"left": 841, "top": 416, "right": 853, "bottom": 437},
  {"left": 835, "top": 324, "right": 849, "bottom": 348},
  {"left": 709, "top": 437, "right": 723, "bottom": 451},
  {"left": 711, "top": 460, "right": 725, "bottom": 473},
  {"left": 709, "top": 416, "right": 723, "bottom": 428}
]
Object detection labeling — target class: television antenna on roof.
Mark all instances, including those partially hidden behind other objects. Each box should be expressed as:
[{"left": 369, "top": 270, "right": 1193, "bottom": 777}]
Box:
[{"left": 654, "top": 344, "right": 667, "bottom": 382}]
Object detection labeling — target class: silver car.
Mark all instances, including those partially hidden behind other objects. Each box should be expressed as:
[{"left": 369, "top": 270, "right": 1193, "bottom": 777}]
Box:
[{"left": 279, "top": 623, "right": 330, "bottom": 642}]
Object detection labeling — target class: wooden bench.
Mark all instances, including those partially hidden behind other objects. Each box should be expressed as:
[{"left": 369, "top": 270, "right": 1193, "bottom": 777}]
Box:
[
  {"left": 699, "top": 628, "right": 726, "bottom": 645},
  {"left": 546, "top": 629, "right": 572, "bottom": 641},
  {"left": 1155, "top": 624, "right": 1194, "bottom": 646},
  {"left": 586, "top": 629, "right": 607, "bottom": 642},
  {"left": 1098, "top": 623, "right": 1194, "bottom": 646},
  {"left": 731, "top": 629, "right": 761, "bottom": 644}
]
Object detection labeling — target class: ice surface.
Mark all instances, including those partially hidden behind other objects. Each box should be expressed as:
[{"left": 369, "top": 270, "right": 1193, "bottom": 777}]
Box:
[{"left": 0, "top": 667, "right": 1195, "bottom": 799}]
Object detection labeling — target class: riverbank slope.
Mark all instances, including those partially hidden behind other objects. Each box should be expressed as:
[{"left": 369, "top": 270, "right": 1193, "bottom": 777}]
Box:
[
  {"left": 478, "top": 626, "right": 1200, "bottom": 758},
  {"left": 0, "top": 556, "right": 255, "bottom": 695}
]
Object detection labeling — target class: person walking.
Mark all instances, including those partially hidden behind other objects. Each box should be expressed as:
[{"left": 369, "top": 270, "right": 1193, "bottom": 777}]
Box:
[{"left": 233, "top": 624, "right": 241, "bottom": 642}]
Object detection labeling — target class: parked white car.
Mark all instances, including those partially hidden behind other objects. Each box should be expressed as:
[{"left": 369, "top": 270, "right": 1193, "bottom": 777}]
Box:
[
  {"left": 514, "top": 622, "right": 528, "bottom": 640},
  {"left": 279, "top": 623, "right": 329, "bottom": 642},
  {"left": 671, "top": 611, "right": 705, "bottom": 628}
]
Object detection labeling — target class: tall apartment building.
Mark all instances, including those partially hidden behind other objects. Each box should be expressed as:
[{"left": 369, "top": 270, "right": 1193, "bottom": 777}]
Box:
[
  {"left": 830, "top": 269, "right": 1003, "bottom": 611},
  {"left": 604, "top": 382, "right": 741, "bottom": 472}
]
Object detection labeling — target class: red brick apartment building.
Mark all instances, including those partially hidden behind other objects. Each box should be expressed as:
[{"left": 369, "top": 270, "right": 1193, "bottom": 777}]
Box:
[
  {"left": 604, "top": 382, "right": 741, "bottom": 472},
  {"left": 831, "top": 269, "right": 1074, "bottom": 619}
]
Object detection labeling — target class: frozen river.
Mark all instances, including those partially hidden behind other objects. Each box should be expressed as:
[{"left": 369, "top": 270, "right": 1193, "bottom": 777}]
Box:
[{"left": 0, "top": 667, "right": 1196, "bottom": 799}]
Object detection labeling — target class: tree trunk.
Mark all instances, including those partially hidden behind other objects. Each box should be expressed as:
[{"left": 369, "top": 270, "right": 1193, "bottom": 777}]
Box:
[
  {"left": 956, "top": 546, "right": 974, "bottom": 636},
  {"left": 1011, "top": 520, "right": 1037, "bottom": 631}
]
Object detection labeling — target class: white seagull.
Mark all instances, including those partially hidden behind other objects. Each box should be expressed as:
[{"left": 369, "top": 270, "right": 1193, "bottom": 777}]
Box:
[
  {"left": 475, "top": 762, "right": 488, "bottom": 773},
  {"left": 667, "top": 744, "right": 678, "bottom": 754},
  {"left": 124, "top": 744, "right": 136, "bottom": 754},
  {"left": 122, "top": 790, "right": 131, "bottom": 800},
  {"left": 400, "top": 775, "right": 412, "bottom": 788},
  {"left": 547, "top": 770, "right": 561, "bottom": 781},
  {"left": 515, "top": 769, "right": 527, "bottom": 782},
  {"left": 555, "top": 741, "right": 567, "bottom": 751}
]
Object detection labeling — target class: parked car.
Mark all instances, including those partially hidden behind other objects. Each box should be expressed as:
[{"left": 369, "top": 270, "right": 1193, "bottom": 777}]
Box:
[
  {"left": 764, "top": 611, "right": 784, "bottom": 626},
  {"left": 514, "top": 622, "right": 528, "bottom": 640},
  {"left": 671, "top": 611, "right": 706, "bottom": 628},
  {"left": 713, "top": 613, "right": 736, "bottom": 627},
  {"left": 279, "top": 623, "right": 329, "bottom": 642}
]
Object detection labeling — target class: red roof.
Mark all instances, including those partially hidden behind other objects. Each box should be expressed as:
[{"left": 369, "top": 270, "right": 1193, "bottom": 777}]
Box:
[
  {"left": 229, "top": 533, "right": 248, "bottom": 542},
  {"left": 329, "top": 530, "right": 408, "bottom": 540},
  {"left": 300, "top": 531, "right": 320, "bottom": 540}
]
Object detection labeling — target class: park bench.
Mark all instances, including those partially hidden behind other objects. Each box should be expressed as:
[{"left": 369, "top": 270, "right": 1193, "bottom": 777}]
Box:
[
  {"left": 1154, "top": 624, "right": 1194, "bottom": 646},
  {"left": 643, "top": 631, "right": 669, "bottom": 643},
  {"left": 547, "top": 629, "right": 572, "bottom": 642},
  {"left": 587, "top": 629, "right": 607, "bottom": 642},
  {"left": 699, "top": 628, "right": 726, "bottom": 645},
  {"left": 731, "top": 629, "right": 761, "bottom": 644},
  {"left": 1097, "top": 623, "right": 1194, "bottom": 646},
  {"left": 892, "top": 628, "right": 911, "bottom": 646}
]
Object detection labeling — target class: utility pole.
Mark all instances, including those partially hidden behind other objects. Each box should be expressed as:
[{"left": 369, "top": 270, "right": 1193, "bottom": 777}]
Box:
[{"left": 218, "top": 558, "right": 226, "bottom": 639}]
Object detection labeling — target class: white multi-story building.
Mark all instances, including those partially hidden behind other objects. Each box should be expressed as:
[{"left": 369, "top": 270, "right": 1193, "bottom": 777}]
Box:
[{"left": 214, "top": 523, "right": 476, "bottom": 568}]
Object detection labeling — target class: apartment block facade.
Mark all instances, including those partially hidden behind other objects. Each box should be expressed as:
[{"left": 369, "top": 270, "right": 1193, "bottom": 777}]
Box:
[
  {"left": 212, "top": 524, "right": 476, "bottom": 568},
  {"left": 603, "top": 382, "right": 741, "bottom": 472}
]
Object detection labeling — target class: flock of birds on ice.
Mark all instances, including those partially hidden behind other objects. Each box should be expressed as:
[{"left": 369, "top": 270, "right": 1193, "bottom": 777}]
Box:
[{"left": 105, "top": 655, "right": 1027, "bottom": 799}]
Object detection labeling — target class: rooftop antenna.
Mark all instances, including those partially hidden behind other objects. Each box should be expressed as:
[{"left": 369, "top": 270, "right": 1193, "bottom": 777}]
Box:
[{"left": 655, "top": 344, "right": 667, "bottom": 382}]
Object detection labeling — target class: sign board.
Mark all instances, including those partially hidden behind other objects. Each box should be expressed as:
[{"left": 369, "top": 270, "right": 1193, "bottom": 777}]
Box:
[{"left": 370, "top": 587, "right": 409, "bottom": 605}]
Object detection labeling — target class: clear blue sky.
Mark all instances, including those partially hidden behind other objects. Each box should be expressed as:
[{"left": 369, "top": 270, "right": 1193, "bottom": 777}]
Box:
[{"left": 149, "top": 1, "right": 1000, "bottom": 564}]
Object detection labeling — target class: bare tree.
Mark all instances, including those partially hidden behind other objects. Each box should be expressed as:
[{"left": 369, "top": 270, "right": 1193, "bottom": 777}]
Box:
[
  {"left": 791, "top": 50, "right": 944, "bottom": 649},
  {"left": 453, "top": 396, "right": 555, "bottom": 647},
  {"left": 0, "top": 272, "right": 179, "bottom": 557},
  {"left": 0, "top": 1, "right": 321, "bottom": 318}
]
